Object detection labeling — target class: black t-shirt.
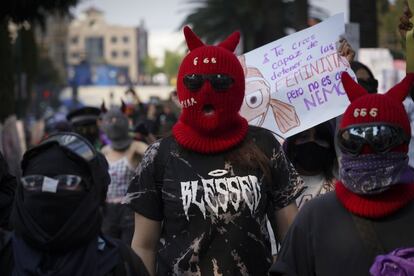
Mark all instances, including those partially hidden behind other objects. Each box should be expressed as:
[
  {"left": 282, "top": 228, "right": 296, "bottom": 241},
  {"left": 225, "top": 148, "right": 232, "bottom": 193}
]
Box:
[
  {"left": 126, "top": 126, "right": 304, "bottom": 275},
  {"left": 271, "top": 192, "right": 414, "bottom": 276}
]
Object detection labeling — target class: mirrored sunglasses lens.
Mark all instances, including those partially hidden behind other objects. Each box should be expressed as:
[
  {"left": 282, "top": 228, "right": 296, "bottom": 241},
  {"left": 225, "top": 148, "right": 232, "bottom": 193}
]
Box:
[
  {"left": 21, "top": 175, "right": 43, "bottom": 190},
  {"left": 369, "top": 126, "right": 399, "bottom": 152},
  {"left": 339, "top": 130, "right": 363, "bottom": 154},
  {"left": 55, "top": 175, "right": 82, "bottom": 188}
]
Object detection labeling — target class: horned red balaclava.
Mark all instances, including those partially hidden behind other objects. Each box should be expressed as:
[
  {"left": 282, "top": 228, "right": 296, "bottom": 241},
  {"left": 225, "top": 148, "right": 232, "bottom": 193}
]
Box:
[
  {"left": 336, "top": 71, "right": 414, "bottom": 218},
  {"left": 172, "top": 26, "right": 248, "bottom": 154}
]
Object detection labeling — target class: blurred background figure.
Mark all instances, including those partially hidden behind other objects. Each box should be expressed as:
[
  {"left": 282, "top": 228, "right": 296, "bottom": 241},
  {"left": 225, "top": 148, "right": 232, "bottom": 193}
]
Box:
[
  {"left": 100, "top": 107, "right": 148, "bottom": 245},
  {"left": 284, "top": 121, "right": 338, "bottom": 208},
  {"left": 157, "top": 103, "right": 177, "bottom": 137},
  {"left": 132, "top": 121, "right": 154, "bottom": 144},
  {"left": 66, "top": 106, "right": 102, "bottom": 149},
  {"left": 43, "top": 112, "right": 72, "bottom": 139},
  {"left": 351, "top": 61, "right": 379, "bottom": 93},
  {"left": 124, "top": 87, "right": 147, "bottom": 126}
]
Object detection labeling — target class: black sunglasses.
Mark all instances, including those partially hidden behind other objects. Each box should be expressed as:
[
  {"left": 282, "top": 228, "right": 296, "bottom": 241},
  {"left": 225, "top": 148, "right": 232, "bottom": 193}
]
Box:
[
  {"left": 183, "top": 74, "right": 234, "bottom": 91},
  {"left": 337, "top": 123, "right": 410, "bottom": 156},
  {"left": 21, "top": 174, "right": 86, "bottom": 192}
]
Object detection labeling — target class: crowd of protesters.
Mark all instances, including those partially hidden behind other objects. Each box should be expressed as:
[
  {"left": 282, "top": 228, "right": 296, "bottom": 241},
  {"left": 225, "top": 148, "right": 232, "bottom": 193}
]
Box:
[{"left": 0, "top": 4, "right": 414, "bottom": 276}]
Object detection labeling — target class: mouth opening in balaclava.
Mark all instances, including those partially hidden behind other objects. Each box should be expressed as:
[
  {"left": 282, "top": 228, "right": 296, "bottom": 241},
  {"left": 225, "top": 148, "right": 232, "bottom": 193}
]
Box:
[{"left": 202, "top": 104, "right": 215, "bottom": 116}]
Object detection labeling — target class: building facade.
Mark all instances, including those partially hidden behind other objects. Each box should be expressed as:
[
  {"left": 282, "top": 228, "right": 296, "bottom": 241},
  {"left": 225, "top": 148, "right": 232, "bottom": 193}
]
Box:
[{"left": 67, "top": 7, "right": 147, "bottom": 84}]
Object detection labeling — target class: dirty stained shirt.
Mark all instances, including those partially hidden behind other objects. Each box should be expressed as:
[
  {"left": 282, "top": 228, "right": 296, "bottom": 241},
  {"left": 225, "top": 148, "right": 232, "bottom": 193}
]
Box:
[{"left": 126, "top": 126, "right": 304, "bottom": 276}]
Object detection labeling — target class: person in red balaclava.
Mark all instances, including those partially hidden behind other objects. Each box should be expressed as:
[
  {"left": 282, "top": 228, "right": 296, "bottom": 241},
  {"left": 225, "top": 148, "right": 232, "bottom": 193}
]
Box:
[
  {"left": 270, "top": 72, "right": 414, "bottom": 276},
  {"left": 125, "top": 26, "right": 304, "bottom": 276}
]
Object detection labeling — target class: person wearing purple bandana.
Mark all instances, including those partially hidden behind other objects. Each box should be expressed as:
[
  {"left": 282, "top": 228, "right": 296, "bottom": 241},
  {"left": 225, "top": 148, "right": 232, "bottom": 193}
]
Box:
[{"left": 270, "top": 71, "right": 414, "bottom": 276}]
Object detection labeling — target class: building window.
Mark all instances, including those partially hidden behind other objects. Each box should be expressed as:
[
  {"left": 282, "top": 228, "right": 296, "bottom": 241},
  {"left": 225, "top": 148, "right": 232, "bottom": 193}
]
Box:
[
  {"left": 89, "top": 20, "right": 96, "bottom": 27},
  {"left": 111, "top": 36, "right": 117, "bottom": 43},
  {"left": 123, "top": 50, "right": 130, "bottom": 57},
  {"left": 123, "top": 36, "right": 129, "bottom": 43},
  {"left": 71, "top": 36, "right": 78, "bottom": 44},
  {"left": 111, "top": 51, "right": 118, "bottom": 58},
  {"left": 85, "top": 37, "right": 104, "bottom": 63}
]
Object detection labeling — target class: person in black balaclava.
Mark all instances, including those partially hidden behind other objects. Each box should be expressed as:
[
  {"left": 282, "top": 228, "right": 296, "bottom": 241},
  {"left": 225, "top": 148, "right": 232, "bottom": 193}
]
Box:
[
  {"left": 0, "top": 133, "right": 148, "bottom": 275},
  {"left": 67, "top": 106, "right": 103, "bottom": 149},
  {"left": 284, "top": 121, "right": 337, "bottom": 209}
]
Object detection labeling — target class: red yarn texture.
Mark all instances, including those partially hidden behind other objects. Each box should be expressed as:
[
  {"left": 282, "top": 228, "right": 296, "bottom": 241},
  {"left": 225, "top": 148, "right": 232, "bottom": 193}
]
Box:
[{"left": 335, "top": 181, "right": 414, "bottom": 218}]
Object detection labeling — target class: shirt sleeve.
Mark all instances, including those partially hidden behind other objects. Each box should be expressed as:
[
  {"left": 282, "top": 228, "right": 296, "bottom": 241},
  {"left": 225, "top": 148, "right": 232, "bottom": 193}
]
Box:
[
  {"left": 124, "top": 140, "right": 163, "bottom": 221},
  {"left": 264, "top": 131, "right": 304, "bottom": 210},
  {"left": 269, "top": 204, "right": 315, "bottom": 276}
]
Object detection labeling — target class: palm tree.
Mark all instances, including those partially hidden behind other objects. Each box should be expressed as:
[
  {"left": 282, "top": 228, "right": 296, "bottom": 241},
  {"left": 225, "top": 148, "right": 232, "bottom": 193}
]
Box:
[{"left": 182, "top": 0, "right": 308, "bottom": 52}]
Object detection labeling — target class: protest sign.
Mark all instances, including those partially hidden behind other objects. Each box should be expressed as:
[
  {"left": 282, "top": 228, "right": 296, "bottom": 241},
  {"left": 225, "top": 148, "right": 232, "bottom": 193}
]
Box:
[{"left": 239, "top": 13, "right": 355, "bottom": 138}]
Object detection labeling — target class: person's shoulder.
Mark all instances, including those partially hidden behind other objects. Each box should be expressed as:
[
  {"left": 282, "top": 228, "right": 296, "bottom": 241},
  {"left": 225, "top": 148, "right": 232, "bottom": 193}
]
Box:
[
  {"left": 101, "top": 145, "right": 110, "bottom": 155},
  {"left": 248, "top": 125, "right": 272, "bottom": 136},
  {"left": 131, "top": 140, "right": 149, "bottom": 154},
  {"left": 248, "top": 125, "right": 282, "bottom": 151},
  {"left": 298, "top": 191, "right": 341, "bottom": 221},
  {"left": 139, "top": 137, "right": 176, "bottom": 164}
]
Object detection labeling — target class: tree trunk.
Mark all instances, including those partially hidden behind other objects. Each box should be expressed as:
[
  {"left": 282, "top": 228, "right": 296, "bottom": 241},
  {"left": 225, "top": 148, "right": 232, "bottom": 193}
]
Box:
[
  {"left": 293, "top": 0, "right": 308, "bottom": 31},
  {"left": 350, "top": 0, "right": 378, "bottom": 47}
]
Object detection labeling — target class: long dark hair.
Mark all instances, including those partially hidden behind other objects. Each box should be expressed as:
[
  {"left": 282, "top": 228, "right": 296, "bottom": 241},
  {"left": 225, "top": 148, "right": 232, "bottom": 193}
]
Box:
[{"left": 225, "top": 136, "right": 271, "bottom": 182}]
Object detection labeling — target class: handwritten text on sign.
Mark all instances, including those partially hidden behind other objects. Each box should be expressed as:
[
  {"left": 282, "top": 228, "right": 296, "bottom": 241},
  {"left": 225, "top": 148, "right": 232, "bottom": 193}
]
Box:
[{"left": 239, "top": 14, "right": 354, "bottom": 138}]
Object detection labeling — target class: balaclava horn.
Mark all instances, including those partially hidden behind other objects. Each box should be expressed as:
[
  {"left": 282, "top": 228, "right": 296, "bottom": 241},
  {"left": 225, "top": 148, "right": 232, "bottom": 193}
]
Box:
[{"left": 172, "top": 26, "right": 248, "bottom": 154}]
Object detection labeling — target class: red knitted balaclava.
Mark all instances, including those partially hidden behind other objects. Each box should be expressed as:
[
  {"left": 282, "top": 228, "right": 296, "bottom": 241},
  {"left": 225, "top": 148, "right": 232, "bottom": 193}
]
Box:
[
  {"left": 172, "top": 26, "right": 248, "bottom": 154},
  {"left": 336, "top": 71, "right": 414, "bottom": 218}
]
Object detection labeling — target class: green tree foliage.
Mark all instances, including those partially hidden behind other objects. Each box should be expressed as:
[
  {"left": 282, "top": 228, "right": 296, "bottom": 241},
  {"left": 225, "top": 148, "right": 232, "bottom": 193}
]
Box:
[
  {"left": 144, "top": 56, "right": 162, "bottom": 78},
  {"left": 378, "top": 0, "right": 406, "bottom": 59},
  {"left": 163, "top": 50, "right": 184, "bottom": 84},
  {"left": 183, "top": 0, "right": 308, "bottom": 52}
]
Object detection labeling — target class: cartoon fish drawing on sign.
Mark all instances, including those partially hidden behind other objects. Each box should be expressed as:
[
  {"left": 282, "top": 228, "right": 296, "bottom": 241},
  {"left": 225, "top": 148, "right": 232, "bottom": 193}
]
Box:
[{"left": 238, "top": 55, "right": 300, "bottom": 133}]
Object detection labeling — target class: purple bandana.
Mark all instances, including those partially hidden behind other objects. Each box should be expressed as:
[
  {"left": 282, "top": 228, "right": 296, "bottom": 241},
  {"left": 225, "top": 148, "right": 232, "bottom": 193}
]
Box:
[
  {"left": 339, "top": 152, "right": 414, "bottom": 195},
  {"left": 370, "top": 248, "right": 414, "bottom": 276}
]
